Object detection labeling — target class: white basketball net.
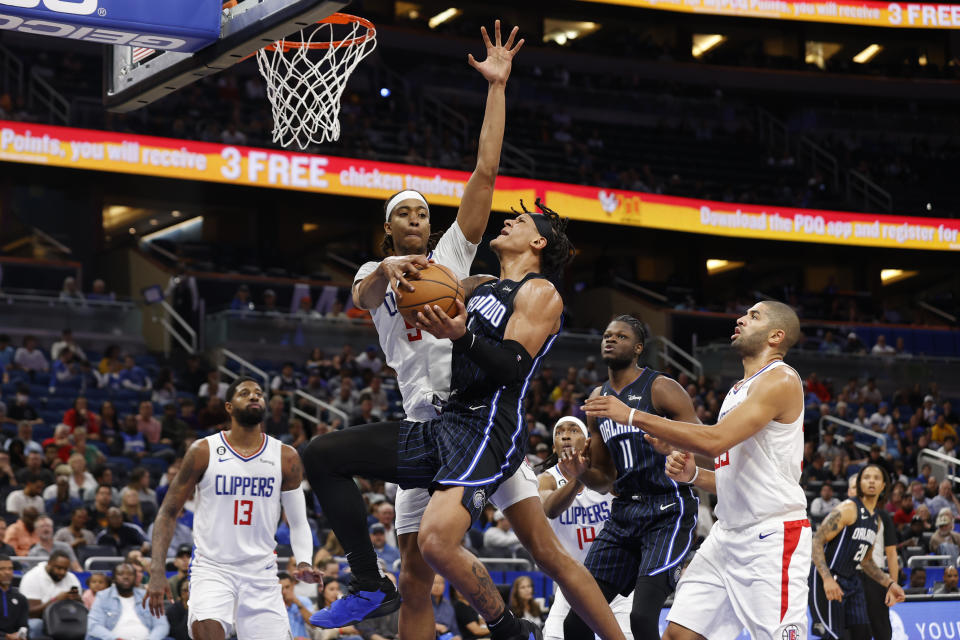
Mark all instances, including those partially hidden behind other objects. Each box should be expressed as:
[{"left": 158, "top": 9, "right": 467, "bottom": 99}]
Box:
[{"left": 256, "top": 15, "right": 376, "bottom": 150}]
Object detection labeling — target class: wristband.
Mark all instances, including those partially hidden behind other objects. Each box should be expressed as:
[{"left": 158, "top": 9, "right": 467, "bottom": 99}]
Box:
[
  {"left": 627, "top": 408, "right": 636, "bottom": 427},
  {"left": 689, "top": 466, "right": 700, "bottom": 484},
  {"left": 886, "top": 580, "right": 895, "bottom": 590}
]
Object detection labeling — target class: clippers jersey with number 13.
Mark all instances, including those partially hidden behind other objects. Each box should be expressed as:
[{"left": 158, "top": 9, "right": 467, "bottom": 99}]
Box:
[
  {"left": 192, "top": 432, "right": 283, "bottom": 570},
  {"left": 713, "top": 360, "right": 807, "bottom": 529}
]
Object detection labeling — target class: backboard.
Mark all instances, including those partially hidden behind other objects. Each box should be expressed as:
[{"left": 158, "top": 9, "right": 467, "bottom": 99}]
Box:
[{"left": 104, "top": 0, "right": 351, "bottom": 112}]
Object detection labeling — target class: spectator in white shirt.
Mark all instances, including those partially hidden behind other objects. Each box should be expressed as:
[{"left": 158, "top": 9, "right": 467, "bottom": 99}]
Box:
[
  {"left": 13, "top": 336, "right": 48, "bottom": 377},
  {"left": 817, "top": 428, "right": 843, "bottom": 461},
  {"left": 354, "top": 346, "right": 383, "bottom": 374},
  {"left": 18, "top": 550, "right": 82, "bottom": 637},
  {"left": 197, "top": 370, "right": 228, "bottom": 401},
  {"left": 27, "top": 516, "right": 81, "bottom": 571},
  {"left": 50, "top": 329, "right": 86, "bottom": 362},
  {"left": 270, "top": 362, "right": 301, "bottom": 398},
  {"left": 869, "top": 402, "right": 893, "bottom": 432},
  {"left": 860, "top": 378, "right": 883, "bottom": 405},
  {"left": 871, "top": 334, "right": 896, "bottom": 355},
  {"left": 6, "top": 473, "right": 45, "bottom": 516},
  {"left": 810, "top": 484, "right": 841, "bottom": 519},
  {"left": 482, "top": 510, "right": 521, "bottom": 555}
]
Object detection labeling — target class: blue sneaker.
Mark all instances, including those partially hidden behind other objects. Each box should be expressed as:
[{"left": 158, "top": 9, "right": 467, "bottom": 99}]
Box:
[{"left": 309, "top": 579, "right": 401, "bottom": 628}]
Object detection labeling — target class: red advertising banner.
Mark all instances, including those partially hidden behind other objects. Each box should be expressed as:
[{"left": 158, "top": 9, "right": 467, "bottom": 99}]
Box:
[{"left": 1, "top": 120, "right": 958, "bottom": 251}]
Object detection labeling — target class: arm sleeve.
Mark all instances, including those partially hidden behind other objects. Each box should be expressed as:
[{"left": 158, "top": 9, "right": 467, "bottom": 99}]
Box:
[
  {"left": 281, "top": 488, "right": 314, "bottom": 566},
  {"left": 451, "top": 333, "right": 534, "bottom": 388}
]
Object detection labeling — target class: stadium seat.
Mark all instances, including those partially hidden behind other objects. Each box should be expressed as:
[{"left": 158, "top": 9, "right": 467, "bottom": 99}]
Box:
[
  {"left": 43, "top": 598, "right": 87, "bottom": 640},
  {"left": 77, "top": 544, "right": 119, "bottom": 567}
]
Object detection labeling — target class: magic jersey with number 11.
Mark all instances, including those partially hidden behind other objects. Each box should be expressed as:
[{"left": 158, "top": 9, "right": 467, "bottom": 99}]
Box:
[
  {"left": 713, "top": 360, "right": 807, "bottom": 529},
  {"left": 192, "top": 432, "right": 283, "bottom": 568},
  {"left": 353, "top": 222, "right": 476, "bottom": 422}
]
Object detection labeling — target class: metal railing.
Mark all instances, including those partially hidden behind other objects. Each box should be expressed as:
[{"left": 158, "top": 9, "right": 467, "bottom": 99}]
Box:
[
  {"left": 907, "top": 555, "right": 952, "bottom": 569},
  {"left": 219, "top": 348, "right": 270, "bottom": 399},
  {"left": 0, "top": 44, "right": 23, "bottom": 97},
  {"left": 477, "top": 557, "right": 534, "bottom": 571},
  {"left": 292, "top": 389, "right": 349, "bottom": 428},
  {"left": 27, "top": 70, "right": 70, "bottom": 124},
  {"left": 917, "top": 449, "right": 959, "bottom": 486},
  {"left": 613, "top": 276, "right": 669, "bottom": 304},
  {"left": 917, "top": 301, "right": 957, "bottom": 324},
  {"left": 501, "top": 141, "right": 536, "bottom": 177},
  {"left": 847, "top": 169, "right": 893, "bottom": 213},
  {"left": 798, "top": 136, "right": 840, "bottom": 190},
  {"left": 652, "top": 336, "right": 703, "bottom": 380},
  {"left": 158, "top": 300, "right": 197, "bottom": 356},
  {"left": 755, "top": 107, "right": 791, "bottom": 156},
  {"left": 819, "top": 416, "right": 884, "bottom": 453},
  {"left": 83, "top": 556, "right": 125, "bottom": 571}
]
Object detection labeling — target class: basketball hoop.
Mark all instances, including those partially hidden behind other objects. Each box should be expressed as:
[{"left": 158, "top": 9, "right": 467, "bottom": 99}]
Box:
[{"left": 256, "top": 13, "right": 376, "bottom": 150}]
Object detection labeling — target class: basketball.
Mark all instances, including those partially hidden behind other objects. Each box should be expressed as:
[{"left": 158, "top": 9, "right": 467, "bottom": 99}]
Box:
[{"left": 397, "top": 263, "right": 465, "bottom": 325}]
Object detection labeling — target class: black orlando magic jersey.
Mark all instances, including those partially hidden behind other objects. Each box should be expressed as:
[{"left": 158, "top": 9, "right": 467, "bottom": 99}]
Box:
[
  {"left": 598, "top": 368, "right": 692, "bottom": 497},
  {"left": 825, "top": 496, "right": 878, "bottom": 578},
  {"left": 449, "top": 273, "right": 556, "bottom": 403}
]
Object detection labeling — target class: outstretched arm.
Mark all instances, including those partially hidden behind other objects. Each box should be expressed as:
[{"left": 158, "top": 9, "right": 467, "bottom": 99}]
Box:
[
  {"left": 584, "top": 366, "right": 802, "bottom": 458},
  {"left": 456, "top": 21, "right": 524, "bottom": 243},
  {"left": 144, "top": 439, "right": 208, "bottom": 616}
]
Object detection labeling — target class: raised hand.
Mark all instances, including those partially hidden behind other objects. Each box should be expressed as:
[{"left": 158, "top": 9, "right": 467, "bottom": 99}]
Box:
[
  {"left": 294, "top": 562, "right": 324, "bottom": 585},
  {"left": 558, "top": 448, "right": 589, "bottom": 479},
  {"left": 468, "top": 20, "right": 524, "bottom": 86}
]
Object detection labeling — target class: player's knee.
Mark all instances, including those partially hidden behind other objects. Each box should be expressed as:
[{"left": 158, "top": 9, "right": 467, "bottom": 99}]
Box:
[
  {"left": 398, "top": 560, "right": 434, "bottom": 600},
  {"left": 302, "top": 433, "right": 339, "bottom": 474}
]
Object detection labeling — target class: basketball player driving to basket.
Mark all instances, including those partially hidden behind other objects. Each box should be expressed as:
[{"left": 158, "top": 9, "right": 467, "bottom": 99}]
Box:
[
  {"left": 143, "top": 378, "right": 321, "bottom": 640},
  {"left": 584, "top": 300, "right": 811, "bottom": 640},
  {"left": 307, "top": 21, "right": 629, "bottom": 640}
]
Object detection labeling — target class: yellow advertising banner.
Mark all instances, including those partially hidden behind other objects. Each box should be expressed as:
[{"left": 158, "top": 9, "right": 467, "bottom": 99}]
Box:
[
  {"left": 1, "top": 120, "right": 958, "bottom": 250},
  {"left": 579, "top": 0, "right": 960, "bottom": 28}
]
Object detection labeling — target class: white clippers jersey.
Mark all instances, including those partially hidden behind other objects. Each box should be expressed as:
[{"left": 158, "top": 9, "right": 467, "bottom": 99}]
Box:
[
  {"left": 192, "top": 432, "right": 283, "bottom": 570},
  {"left": 354, "top": 222, "right": 477, "bottom": 422},
  {"left": 544, "top": 466, "right": 613, "bottom": 564},
  {"left": 713, "top": 360, "right": 807, "bottom": 529}
]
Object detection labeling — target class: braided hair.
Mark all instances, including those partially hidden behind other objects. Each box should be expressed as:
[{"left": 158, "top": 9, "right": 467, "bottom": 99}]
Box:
[
  {"left": 510, "top": 199, "right": 576, "bottom": 277},
  {"left": 611, "top": 314, "right": 647, "bottom": 346}
]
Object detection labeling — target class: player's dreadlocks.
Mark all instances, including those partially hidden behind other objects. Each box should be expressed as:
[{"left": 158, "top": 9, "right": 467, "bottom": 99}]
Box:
[
  {"left": 612, "top": 314, "right": 647, "bottom": 347},
  {"left": 510, "top": 198, "right": 576, "bottom": 277}
]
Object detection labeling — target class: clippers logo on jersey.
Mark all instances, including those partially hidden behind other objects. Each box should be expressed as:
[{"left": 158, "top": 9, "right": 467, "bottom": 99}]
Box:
[
  {"left": 558, "top": 502, "right": 611, "bottom": 526},
  {"left": 466, "top": 293, "right": 507, "bottom": 329},
  {"left": 214, "top": 475, "right": 276, "bottom": 498},
  {"left": 0, "top": 0, "right": 96, "bottom": 15},
  {"left": 782, "top": 625, "right": 800, "bottom": 640}
]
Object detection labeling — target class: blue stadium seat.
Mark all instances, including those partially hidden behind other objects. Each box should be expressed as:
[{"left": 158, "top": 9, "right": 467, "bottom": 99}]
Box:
[
  {"left": 106, "top": 456, "right": 134, "bottom": 472},
  {"left": 33, "top": 424, "right": 54, "bottom": 441}
]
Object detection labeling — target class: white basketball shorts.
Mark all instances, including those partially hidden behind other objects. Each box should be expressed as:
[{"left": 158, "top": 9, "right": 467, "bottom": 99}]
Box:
[
  {"left": 394, "top": 461, "right": 539, "bottom": 535},
  {"left": 188, "top": 558, "right": 290, "bottom": 640},
  {"left": 543, "top": 586, "right": 634, "bottom": 640},
  {"left": 666, "top": 514, "right": 811, "bottom": 640}
]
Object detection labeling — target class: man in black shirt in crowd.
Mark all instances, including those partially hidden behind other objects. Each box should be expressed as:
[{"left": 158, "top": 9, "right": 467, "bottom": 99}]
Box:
[
  {"left": 95, "top": 508, "right": 145, "bottom": 554},
  {"left": 0, "top": 555, "right": 28, "bottom": 638}
]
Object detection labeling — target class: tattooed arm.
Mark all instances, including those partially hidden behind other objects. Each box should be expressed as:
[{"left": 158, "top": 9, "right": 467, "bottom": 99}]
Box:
[
  {"left": 281, "top": 445, "right": 322, "bottom": 585},
  {"left": 143, "top": 439, "right": 208, "bottom": 617},
  {"left": 860, "top": 540, "right": 906, "bottom": 606},
  {"left": 812, "top": 500, "right": 856, "bottom": 602}
]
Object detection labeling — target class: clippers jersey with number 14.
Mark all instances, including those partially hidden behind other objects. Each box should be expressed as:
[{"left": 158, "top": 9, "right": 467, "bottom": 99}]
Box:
[
  {"left": 192, "top": 432, "right": 283, "bottom": 571},
  {"left": 713, "top": 360, "right": 807, "bottom": 529},
  {"left": 544, "top": 465, "right": 612, "bottom": 564}
]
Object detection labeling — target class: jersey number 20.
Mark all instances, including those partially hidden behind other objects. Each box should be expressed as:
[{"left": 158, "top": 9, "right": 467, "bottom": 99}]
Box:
[{"left": 233, "top": 499, "right": 253, "bottom": 526}]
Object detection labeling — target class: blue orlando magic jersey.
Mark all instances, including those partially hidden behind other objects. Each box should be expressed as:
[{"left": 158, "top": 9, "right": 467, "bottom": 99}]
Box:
[
  {"left": 825, "top": 496, "right": 878, "bottom": 578},
  {"left": 448, "top": 273, "right": 556, "bottom": 403},
  {"left": 598, "top": 368, "right": 691, "bottom": 497}
]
